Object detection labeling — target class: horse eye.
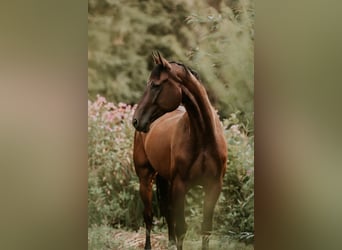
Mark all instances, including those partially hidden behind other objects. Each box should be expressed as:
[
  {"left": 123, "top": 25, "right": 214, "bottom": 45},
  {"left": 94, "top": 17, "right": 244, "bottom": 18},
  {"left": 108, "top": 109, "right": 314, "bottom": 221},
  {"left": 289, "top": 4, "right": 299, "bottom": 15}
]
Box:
[{"left": 150, "top": 82, "right": 160, "bottom": 89}]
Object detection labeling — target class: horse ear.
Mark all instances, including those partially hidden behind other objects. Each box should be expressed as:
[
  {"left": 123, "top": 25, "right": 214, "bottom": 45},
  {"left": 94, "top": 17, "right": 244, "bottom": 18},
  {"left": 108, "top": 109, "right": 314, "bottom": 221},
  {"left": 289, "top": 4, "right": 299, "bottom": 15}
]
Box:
[
  {"left": 152, "top": 51, "right": 161, "bottom": 65},
  {"left": 156, "top": 51, "right": 172, "bottom": 71}
]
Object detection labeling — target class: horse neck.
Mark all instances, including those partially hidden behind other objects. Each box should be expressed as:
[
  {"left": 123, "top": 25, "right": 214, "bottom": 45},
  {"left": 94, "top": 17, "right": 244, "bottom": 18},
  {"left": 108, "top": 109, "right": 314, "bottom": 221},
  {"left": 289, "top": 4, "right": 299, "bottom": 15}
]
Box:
[{"left": 180, "top": 73, "right": 217, "bottom": 146}]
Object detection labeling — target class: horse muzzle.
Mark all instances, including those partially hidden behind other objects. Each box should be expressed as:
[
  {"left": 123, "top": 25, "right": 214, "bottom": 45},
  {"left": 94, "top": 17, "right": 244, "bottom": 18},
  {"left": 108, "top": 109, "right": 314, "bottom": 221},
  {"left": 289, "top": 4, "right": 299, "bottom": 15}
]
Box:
[{"left": 132, "top": 118, "right": 150, "bottom": 133}]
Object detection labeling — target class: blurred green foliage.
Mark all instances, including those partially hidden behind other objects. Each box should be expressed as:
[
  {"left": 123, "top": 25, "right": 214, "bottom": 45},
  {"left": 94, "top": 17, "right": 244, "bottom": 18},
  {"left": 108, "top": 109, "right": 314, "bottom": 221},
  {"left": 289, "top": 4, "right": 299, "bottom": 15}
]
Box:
[{"left": 88, "top": 0, "right": 254, "bottom": 123}]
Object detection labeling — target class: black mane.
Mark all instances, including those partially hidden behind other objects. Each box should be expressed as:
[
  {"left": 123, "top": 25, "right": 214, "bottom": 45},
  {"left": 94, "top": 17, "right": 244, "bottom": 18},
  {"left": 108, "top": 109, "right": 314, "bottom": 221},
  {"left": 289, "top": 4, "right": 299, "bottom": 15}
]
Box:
[
  {"left": 150, "top": 61, "right": 201, "bottom": 82},
  {"left": 170, "top": 61, "right": 201, "bottom": 81}
]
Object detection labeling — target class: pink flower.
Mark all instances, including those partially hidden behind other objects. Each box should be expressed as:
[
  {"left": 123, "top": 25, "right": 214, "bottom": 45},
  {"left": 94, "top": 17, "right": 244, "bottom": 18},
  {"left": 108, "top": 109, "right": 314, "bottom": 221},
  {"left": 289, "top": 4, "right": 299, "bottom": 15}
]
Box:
[
  {"left": 102, "top": 111, "right": 115, "bottom": 123},
  {"left": 118, "top": 102, "right": 127, "bottom": 109},
  {"left": 105, "top": 102, "right": 116, "bottom": 110},
  {"left": 96, "top": 95, "right": 107, "bottom": 104},
  {"left": 105, "top": 125, "right": 113, "bottom": 132}
]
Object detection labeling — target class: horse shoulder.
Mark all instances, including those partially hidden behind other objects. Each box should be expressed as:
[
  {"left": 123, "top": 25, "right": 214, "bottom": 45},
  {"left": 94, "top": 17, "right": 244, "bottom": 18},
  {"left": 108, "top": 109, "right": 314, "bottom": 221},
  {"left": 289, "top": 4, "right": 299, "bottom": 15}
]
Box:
[{"left": 142, "top": 111, "right": 183, "bottom": 179}]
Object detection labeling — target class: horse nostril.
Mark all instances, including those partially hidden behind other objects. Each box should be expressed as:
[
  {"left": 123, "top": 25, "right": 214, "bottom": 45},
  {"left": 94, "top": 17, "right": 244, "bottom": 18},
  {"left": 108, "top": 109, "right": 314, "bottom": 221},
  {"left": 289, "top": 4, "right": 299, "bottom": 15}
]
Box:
[{"left": 132, "top": 118, "right": 138, "bottom": 128}]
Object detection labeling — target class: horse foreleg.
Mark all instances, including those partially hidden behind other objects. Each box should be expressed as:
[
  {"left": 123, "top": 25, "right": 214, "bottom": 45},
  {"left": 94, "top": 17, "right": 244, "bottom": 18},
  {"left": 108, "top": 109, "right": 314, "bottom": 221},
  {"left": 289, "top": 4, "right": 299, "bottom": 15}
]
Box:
[
  {"left": 202, "top": 181, "right": 222, "bottom": 250},
  {"left": 139, "top": 172, "right": 154, "bottom": 250},
  {"left": 171, "top": 179, "right": 187, "bottom": 250}
]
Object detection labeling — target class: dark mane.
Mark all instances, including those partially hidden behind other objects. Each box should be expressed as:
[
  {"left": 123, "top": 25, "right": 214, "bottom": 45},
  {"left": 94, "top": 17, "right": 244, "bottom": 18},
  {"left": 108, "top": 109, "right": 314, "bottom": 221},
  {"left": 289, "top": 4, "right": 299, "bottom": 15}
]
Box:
[
  {"left": 170, "top": 61, "right": 201, "bottom": 81},
  {"left": 150, "top": 60, "right": 201, "bottom": 82}
]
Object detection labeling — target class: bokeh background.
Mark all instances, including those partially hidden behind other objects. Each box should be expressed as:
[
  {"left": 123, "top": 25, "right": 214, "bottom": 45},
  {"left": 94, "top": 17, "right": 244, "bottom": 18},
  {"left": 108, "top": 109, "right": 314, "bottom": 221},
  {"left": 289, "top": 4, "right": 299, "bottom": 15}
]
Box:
[{"left": 88, "top": 0, "right": 254, "bottom": 125}]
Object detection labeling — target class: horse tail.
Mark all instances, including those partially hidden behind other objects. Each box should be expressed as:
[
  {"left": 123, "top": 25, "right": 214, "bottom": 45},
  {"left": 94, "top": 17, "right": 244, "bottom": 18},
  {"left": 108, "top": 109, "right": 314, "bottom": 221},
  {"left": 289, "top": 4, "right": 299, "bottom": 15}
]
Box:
[{"left": 156, "top": 174, "right": 169, "bottom": 218}]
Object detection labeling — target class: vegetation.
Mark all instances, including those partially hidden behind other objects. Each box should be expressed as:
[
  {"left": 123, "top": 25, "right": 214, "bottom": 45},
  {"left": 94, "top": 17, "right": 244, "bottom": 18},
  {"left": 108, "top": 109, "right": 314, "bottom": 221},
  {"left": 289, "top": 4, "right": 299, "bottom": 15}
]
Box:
[{"left": 88, "top": 225, "right": 253, "bottom": 250}]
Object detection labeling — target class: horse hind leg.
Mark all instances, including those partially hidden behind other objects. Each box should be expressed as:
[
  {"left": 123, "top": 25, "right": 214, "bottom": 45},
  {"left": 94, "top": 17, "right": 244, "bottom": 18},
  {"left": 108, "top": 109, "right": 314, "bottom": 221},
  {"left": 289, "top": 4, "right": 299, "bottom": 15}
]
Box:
[
  {"left": 138, "top": 168, "right": 155, "bottom": 250},
  {"left": 202, "top": 181, "right": 222, "bottom": 250},
  {"left": 156, "top": 175, "right": 176, "bottom": 248},
  {"left": 171, "top": 178, "right": 187, "bottom": 250}
]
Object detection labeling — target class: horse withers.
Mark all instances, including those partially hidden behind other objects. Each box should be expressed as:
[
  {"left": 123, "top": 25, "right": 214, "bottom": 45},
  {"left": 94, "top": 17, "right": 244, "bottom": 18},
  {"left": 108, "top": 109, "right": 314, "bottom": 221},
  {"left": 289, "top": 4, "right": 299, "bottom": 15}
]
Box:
[{"left": 132, "top": 52, "right": 227, "bottom": 250}]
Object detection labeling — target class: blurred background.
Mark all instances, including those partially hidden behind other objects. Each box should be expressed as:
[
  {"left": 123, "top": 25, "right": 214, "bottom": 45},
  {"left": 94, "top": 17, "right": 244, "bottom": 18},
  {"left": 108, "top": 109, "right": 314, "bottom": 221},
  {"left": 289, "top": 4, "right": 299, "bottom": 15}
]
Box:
[{"left": 88, "top": 0, "right": 254, "bottom": 126}]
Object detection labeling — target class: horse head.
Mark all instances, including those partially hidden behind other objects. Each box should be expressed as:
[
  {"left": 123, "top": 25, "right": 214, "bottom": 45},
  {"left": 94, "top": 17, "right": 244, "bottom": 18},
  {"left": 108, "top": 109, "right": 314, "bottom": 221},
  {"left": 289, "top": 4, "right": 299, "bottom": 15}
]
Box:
[{"left": 132, "top": 52, "right": 183, "bottom": 132}]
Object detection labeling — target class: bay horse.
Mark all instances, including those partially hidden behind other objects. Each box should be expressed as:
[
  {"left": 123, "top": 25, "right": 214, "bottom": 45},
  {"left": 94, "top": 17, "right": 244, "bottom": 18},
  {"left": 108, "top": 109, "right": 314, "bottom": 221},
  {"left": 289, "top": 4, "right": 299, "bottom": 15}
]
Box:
[{"left": 132, "top": 52, "right": 227, "bottom": 250}]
